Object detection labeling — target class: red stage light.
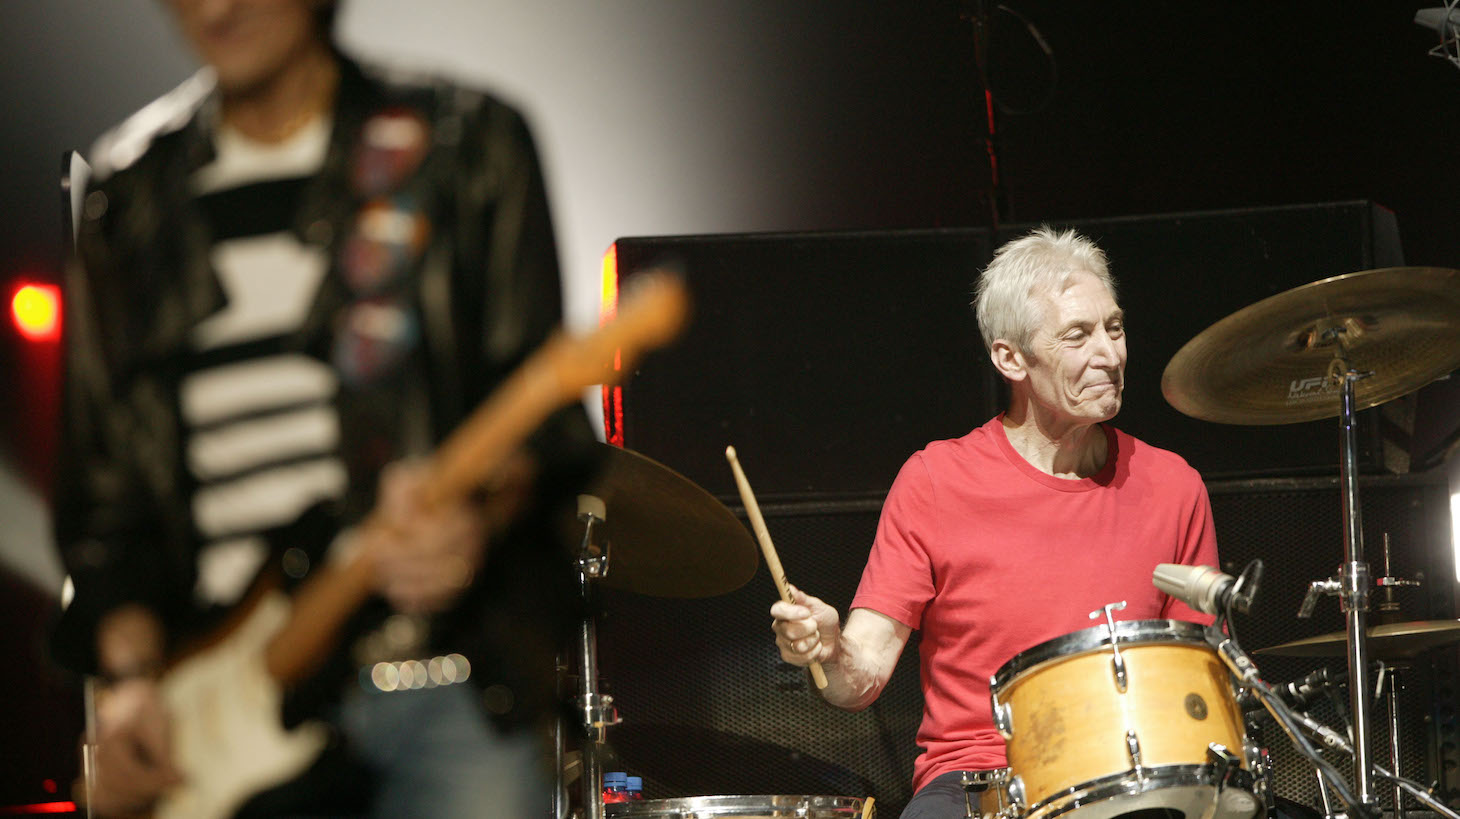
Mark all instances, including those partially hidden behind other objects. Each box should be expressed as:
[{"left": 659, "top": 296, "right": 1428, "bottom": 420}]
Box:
[
  {"left": 10, "top": 282, "right": 61, "bottom": 342},
  {"left": 0, "top": 803, "right": 78, "bottom": 815},
  {"left": 599, "top": 244, "right": 624, "bottom": 448}
]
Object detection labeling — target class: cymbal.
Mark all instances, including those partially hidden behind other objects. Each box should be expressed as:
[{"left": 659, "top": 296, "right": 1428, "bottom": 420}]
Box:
[
  {"left": 1162, "top": 267, "right": 1460, "bottom": 425},
  {"left": 583, "top": 444, "right": 758, "bottom": 598},
  {"left": 1255, "top": 620, "right": 1460, "bottom": 659}
]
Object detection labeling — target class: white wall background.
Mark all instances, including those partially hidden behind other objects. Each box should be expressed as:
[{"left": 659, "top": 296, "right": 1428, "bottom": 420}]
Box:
[{"left": 0, "top": 0, "right": 918, "bottom": 595}]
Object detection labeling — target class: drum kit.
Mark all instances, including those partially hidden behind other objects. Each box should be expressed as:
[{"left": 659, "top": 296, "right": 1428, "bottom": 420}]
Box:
[{"left": 555, "top": 266, "right": 1460, "bottom": 819}]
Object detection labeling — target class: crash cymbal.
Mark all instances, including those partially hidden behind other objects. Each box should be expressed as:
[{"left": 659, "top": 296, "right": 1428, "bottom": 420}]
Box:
[
  {"left": 583, "top": 444, "right": 758, "bottom": 598},
  {"left": 1162, "top": 267, "right": 1460, "bottom": 425},
  {"left": 1255, "top": 620, "right": 1460, "bottom": 659}
]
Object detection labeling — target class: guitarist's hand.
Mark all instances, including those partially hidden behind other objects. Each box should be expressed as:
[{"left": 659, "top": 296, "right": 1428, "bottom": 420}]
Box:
[
  {"left": 365, "top": 454, "right": 534, "bottom": 613},
  {"left": 90, "top": 677, "right": 184, "bottom": 816}
]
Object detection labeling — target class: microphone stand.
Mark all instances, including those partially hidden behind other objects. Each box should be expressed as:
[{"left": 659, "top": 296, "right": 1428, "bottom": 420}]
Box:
[
  {"left": 1252, "top": 677, "right": 1460, "bottom": 819},
  {"left": 1204, "top": 596, "right": 1374, "bottom": 819}
]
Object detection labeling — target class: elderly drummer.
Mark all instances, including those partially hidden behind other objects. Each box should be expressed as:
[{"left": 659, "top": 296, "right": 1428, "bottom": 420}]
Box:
[{"left": 771, "top": 226, "right": 1218, "bottom": 818}]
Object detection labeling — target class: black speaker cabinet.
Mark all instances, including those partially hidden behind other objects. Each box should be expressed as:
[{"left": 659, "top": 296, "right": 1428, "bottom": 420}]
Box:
[
  {"left": 611, "top": 201, "right": 1403, "bottom": 492},
  {"left": 610, "top": 228, "right": 1000, "bottom": 500}
]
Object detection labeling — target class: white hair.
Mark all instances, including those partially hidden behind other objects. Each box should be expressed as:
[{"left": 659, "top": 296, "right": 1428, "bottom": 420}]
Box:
[{"left": 973, "top": 226, "right": 1116, "bottom": 353}]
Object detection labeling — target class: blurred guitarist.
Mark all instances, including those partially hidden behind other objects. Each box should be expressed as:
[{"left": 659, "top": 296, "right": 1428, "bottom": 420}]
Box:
[{"left": 49, "top": 0, "right": 596, "bottom": 815}]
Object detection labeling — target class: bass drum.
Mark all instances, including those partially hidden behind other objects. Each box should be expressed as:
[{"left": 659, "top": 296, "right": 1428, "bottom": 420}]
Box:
[
  {"left": 605, "top": 794, "right": 868, "bottom": 818},
  {"left": 990, "top": 619, "right": 1262, "bottom": 819}
]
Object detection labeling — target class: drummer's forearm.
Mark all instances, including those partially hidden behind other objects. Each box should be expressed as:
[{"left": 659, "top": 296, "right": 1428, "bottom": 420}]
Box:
[
  {"left": 818, "top": 612, "right": 910, "bottom": 710},
  {"left": 817, "top": 636, "right": 889, "bottom": 711}
]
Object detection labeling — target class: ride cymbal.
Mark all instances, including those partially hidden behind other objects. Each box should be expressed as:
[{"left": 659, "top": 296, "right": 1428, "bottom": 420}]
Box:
[
  {"left": 1162, "top": 267, "right": 1460, "bottom": 425},
  {"left": 583, "top": 444, "right": 758, "bottom": 598},
  {"left": 1255, "top": 620, "right": 1460, "bottom": 659}
]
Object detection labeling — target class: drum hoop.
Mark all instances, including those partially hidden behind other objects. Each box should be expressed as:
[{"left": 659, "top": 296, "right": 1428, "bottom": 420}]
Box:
[
  {"left": 1023, "top": 764, "right": 1256, "bottom": 819},
  {"left": 604, "top": 793, "right": 865, "bottom": 817},
  {"left": 991, "top": 619, "right": 1207, "bottom": 693}
]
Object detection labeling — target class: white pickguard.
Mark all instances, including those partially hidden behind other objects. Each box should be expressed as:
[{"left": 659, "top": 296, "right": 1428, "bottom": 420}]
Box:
[{"left": 153, "top": 591, "right": 328, "bottom": 819}]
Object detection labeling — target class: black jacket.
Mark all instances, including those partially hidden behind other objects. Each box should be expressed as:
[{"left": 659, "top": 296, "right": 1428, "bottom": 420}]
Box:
[{"left": 51, "top": 57, "right": 594, "bottom": 727}]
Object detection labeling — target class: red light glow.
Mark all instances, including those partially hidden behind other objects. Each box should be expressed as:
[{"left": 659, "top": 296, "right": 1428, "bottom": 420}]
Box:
[
  {"left": 10, "top": 283, "right": 61, "bottom": 342},
  {"left": 599, "top": 244, "right": 624, "bottom": 448},
  {"left": 0, "top": 803, "right": 78, "bottom": 815}
]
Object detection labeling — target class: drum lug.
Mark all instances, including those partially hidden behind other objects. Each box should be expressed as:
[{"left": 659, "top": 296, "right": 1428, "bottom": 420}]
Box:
[
  {"left": 1006, "top": 775, "right": 1026, "bottom": 812},
  {"left": 1088, "top": 601, "right": 1130, "bottom": 692},
  {"left": 993, "top": 699, "right": 1014, "bottom": 741},
  {"left": 1125, "top": 729, "right": 1145, "bottom": 782}
]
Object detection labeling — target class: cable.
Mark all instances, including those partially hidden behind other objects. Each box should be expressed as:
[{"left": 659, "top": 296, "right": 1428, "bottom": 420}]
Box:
[
  {"left": 986, "top": 5, "right": 1059, "bottom": 116},
  {"left": 1207, "top": 629, "right": 1375, "bottom": 819},
  {"left": 1373, "top": 764, "right": 1459, "bottom": 818}
]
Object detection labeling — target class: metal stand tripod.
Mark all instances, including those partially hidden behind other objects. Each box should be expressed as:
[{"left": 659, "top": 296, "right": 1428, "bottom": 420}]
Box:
[{"left": 554, "top": 495, "right": 620, "bottom": 819}]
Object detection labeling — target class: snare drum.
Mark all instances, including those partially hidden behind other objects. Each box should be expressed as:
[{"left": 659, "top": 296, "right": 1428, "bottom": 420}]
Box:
[
  {"left": 604, "top": 794, "right": 866, "bottom": 818},
  {"left": 990, "top": 619, "right": 1261, "bottom": 819}
]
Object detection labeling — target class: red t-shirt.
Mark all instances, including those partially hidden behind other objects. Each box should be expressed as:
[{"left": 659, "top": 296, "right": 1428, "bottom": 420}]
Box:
[{"left": 850, "top": 415, "right": 1218, "bottom": 794}]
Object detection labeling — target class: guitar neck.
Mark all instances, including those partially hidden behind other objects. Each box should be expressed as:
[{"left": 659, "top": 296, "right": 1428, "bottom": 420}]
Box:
[
  {"left": 262, "top": 273, "right": 689, "bottom": 686},
  {"left": 422, "top": 332, "right": 575, "bottom": 510}
]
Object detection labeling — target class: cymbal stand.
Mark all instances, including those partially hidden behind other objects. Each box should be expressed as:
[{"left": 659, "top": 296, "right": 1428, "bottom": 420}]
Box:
[
  {"left": 1374, "top": 533, "right": 1423, "bottom": 819},
  {"left": 1298, "top": 360, "right": 1378, "bottom": 808},
  {"left": 571, "top": 495, "right": 620, "bottom": 819},
  {"left": 1376, "top": 662, "right": 1409, "bottom": 819},
  {"left": 1316, "top": 767, "right": 1338, "bottom": 819}
]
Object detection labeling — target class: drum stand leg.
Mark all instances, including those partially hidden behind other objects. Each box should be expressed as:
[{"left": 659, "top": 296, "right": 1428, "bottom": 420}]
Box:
[
  {"left": 959, "top": 773, "right": 980, "bottom": 819},
  {"left": 1382, "top": 665, "right": 1406, "bottom": 819},
  {"left": 568, "top": 499, "right": 619, "bottom": 819},
  {"left": 1316, "top": 767, "right": 1340, "bottom": 819}
]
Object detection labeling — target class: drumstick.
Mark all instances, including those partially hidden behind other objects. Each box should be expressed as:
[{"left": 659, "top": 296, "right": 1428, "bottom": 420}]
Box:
[{"left": 725, "top": 446, "right": 829, "bottom": 690}]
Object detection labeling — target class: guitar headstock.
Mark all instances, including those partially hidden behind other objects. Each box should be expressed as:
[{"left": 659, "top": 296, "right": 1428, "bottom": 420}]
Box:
[{"left": 551, "top": 270, "right": 691, "bottom": 400}]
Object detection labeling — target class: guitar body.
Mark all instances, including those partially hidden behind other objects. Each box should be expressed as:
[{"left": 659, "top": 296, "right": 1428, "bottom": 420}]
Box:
[{"left": 153, "top": 592, "right": 328, "bottom": 819}]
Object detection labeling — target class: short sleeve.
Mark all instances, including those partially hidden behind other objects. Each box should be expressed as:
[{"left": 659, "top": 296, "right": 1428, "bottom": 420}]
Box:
[
  {"left": 850, "top": 453, "right": 938, "bottom": 629},
  {"left": 1160, "top": 472, "right": 1220, "bottom": 625}
]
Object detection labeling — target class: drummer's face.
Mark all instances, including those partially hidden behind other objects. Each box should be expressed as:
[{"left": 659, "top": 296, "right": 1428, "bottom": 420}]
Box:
[{"left": 1021, "top": 271, "right": 1126, "bottom": 427}]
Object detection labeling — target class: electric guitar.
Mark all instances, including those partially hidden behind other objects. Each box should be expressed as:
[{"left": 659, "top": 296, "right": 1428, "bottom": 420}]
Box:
[{"left": 129, "top": 273, "right": 690, "bottom": 819}]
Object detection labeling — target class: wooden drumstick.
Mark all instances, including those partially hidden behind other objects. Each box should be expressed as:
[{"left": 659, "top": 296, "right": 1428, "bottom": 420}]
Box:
[{"left": 725, "top": 446, "right": 829, "bottom": 689}]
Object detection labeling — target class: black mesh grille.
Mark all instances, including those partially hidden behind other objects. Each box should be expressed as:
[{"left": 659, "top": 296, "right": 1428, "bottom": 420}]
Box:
[{"left": 597, "top": 504, "right": 924, "bottom": 813}]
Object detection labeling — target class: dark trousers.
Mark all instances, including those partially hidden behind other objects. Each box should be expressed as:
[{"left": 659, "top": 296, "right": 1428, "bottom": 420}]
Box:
[{"left": 901, "top": 770, "right": 991, "bottom": 819}]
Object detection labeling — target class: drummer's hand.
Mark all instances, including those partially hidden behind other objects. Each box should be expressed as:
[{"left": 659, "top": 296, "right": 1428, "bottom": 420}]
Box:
[{"left": 771, "top": 585, "right": 841, "bottom": 666}]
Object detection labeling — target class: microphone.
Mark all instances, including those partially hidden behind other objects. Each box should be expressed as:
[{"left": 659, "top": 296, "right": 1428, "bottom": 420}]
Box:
[
  {"left": 1280, "top": 667, "right": 1342, "bottom": 710},
  {"left": 1153, "top": 560, "right": 1262, "bottom": 616},
  {"left": 1153, "top": 563, "right": 1235, "bottom": 616},
  {"left": 1239, "top": 667, "right": 1344, "bottom": 714}
]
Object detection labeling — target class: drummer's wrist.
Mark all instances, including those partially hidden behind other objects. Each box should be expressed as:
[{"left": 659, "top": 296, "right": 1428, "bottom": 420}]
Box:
[{"left": 820, "top": 638, "right": 844, "bottom": 668}]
